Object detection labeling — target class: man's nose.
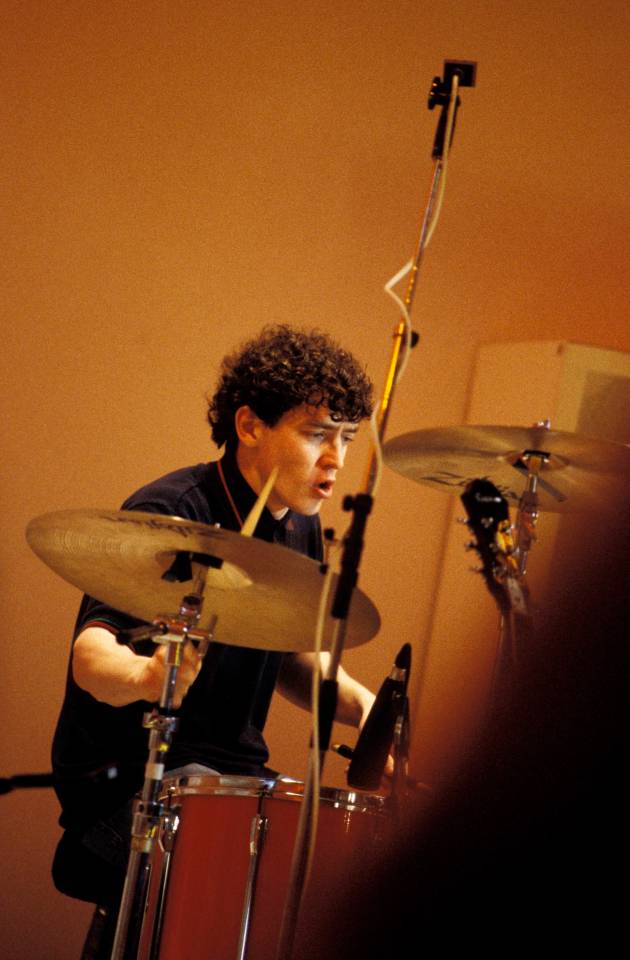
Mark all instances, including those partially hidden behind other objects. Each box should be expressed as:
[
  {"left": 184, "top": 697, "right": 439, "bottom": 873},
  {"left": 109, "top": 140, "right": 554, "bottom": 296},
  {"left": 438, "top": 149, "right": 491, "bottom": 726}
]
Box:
[{"left": 321, "top": 437, "right": 344, "bottom": 469}]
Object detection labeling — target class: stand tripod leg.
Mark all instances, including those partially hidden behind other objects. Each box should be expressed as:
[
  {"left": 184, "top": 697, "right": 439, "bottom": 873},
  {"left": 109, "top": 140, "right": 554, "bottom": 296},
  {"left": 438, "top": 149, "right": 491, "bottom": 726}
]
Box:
[{"left": 110, "top": 719, "right": 177, "bottom": 960}]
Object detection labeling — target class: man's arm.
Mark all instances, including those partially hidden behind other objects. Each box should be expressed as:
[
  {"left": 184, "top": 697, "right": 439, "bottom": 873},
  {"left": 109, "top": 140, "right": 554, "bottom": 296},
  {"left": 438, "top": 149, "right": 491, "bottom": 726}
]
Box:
[
  {"left": 277, "top": 652, "right": 375, "bottom": 728},
  {"left": 72, "top": 625, "right": 202, "bottom": 708}
]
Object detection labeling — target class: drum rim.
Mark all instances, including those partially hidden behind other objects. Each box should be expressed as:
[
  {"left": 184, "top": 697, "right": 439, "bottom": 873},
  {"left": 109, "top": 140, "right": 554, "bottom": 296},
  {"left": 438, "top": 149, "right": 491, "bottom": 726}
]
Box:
[
  {"left": 273, "top": 777, "right": 387, "bottom": 813},
  {"left": 161, "top": 772, "right": 387, "bottom": 814},
  {"left": 162, "top": 772, "right": 276, "bottom": 800}
]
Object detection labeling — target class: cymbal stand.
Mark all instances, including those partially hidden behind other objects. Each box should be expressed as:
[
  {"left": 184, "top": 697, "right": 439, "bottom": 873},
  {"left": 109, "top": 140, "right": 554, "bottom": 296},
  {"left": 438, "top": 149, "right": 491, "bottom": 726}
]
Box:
[
  {"left": 514, "top": 450, "right": 547, "bottom": 578},
  {"left": 111, "top": 563, "right": 211, "bottom": 960},
  {"left": 490, "top": 450, "right": 547, "bottom": 686}
]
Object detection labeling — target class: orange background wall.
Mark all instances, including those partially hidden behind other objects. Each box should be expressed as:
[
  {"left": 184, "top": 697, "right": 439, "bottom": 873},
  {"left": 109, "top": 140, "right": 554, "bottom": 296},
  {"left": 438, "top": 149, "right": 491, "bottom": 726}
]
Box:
[{"left": 1, "top": 1, "right": 629, "bottom": 956}]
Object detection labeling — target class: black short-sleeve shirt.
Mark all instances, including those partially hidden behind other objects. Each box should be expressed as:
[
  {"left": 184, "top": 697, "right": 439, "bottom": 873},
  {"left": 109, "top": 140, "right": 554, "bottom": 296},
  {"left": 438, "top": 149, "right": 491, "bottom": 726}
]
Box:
[{"left": 51, "top": 451, "right": 322, "bottom": 830}]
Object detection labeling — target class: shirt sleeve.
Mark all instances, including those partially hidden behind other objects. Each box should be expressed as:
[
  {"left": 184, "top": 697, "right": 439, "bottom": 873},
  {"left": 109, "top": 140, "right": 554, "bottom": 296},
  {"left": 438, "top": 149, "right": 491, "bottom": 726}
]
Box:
[{"left": 73, "top": 496, "right": 180, "bottom": 647}]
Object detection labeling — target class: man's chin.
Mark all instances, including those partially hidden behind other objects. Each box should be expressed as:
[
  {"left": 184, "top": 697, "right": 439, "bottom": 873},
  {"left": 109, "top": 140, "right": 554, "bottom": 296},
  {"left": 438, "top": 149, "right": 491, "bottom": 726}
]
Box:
[
  {"left": 292, "top": 498, "right": 323, "bottom": 517},
  {"left": 267, "top": 496, "right": 322, "bottom": 518}
]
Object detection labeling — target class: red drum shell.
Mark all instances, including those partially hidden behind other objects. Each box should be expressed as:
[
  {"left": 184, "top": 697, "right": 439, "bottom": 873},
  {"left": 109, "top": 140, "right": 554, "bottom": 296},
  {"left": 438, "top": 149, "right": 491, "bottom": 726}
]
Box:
[
  {"left": 139, "top": 774, "right": 389, "bottom": 960},
  {"left": 248, "top": 778, "right": 389, "bottom": 958}
]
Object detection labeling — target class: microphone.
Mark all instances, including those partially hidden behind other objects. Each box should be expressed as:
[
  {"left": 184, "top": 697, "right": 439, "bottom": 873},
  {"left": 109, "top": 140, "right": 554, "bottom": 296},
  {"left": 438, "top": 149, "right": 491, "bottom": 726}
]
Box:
[{"left": 347, "top": 643, "right": 411, "bottom": 790}]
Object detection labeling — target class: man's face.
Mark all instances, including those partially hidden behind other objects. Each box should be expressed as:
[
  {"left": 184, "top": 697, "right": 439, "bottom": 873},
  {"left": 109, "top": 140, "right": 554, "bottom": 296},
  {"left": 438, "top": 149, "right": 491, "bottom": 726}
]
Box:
[{"left": 236, "top": 404, "right": 359, "bottom": 517}]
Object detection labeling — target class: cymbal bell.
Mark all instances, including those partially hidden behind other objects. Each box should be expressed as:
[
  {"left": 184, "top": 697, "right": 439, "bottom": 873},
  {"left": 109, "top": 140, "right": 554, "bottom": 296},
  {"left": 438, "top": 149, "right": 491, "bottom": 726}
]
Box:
[
  {"left": 26, "top": 509, "right": 380, "bottom": 653},
  {"left": 383, "top": 425, "right": 630, "bottom": 513}
]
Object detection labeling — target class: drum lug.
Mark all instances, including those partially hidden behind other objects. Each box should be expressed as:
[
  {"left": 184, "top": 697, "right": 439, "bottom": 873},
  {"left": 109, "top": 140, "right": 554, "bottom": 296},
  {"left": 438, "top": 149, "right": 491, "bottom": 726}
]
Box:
[
  {"left": 250, "top": 812, "right": 267, "bottom": 856},
  {"left": 145, "top": 805, "right": 181, "bottom": 960},
  {"left": 237, "top": 813, "right": 268, "bottom": 960}
]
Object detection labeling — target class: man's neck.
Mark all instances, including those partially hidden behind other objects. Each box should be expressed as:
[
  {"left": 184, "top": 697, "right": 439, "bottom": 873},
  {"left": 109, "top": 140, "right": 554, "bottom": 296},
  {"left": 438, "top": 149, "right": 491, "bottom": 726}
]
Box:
[{"left": 235, "top": 444, "right": 288, "bottom": 520}]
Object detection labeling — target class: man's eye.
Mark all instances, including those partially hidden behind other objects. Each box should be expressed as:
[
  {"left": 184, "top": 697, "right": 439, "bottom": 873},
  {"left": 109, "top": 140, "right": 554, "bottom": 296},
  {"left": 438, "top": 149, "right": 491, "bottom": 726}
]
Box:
[{"left": 342, "top": 434, "right": 355, "bottom": 444}]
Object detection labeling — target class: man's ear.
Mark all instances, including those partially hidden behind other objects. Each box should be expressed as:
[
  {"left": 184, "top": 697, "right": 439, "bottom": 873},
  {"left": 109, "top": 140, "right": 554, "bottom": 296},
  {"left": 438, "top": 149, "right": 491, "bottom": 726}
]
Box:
[{"left": 234, "top": 405, "right": 265, "bottom": 447}]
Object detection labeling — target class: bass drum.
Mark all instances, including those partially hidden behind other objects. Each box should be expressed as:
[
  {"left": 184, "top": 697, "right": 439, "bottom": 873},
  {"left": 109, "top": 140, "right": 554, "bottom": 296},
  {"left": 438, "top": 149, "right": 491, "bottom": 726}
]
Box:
[{"left": 138, "top": 773, "right": 390, "bottom": 960}]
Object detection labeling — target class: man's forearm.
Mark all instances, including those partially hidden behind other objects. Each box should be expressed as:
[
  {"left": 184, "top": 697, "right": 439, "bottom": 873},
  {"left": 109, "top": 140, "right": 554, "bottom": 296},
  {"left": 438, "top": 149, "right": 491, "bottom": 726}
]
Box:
[
  {"left": 72, "top": 625, "right": 201, "bottom": 708},
  {"left": 277, "top": 652, "right": 375, "bottom": 727},
  {"left": 72, "top": 625, "right": 162, "bottom": 706}
]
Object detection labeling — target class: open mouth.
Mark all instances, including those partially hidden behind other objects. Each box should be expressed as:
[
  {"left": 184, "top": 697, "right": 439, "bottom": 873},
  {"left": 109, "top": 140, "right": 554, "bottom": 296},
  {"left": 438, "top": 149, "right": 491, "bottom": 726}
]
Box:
[{"left": 315, "top": 480, "right": 334, "bottom": 496}]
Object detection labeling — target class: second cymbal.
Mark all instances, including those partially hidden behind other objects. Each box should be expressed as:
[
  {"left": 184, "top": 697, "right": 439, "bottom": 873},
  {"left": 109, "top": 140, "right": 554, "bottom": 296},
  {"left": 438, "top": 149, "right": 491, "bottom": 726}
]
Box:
[{"left": 383, "top": 424, "right": 630, "bottom": 513}]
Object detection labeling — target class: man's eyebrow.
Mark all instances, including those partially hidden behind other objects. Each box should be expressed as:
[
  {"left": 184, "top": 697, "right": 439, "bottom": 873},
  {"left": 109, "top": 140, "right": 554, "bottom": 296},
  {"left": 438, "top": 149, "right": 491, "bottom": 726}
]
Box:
[{"left": 305, "top": 419, "right": 359, "bottom": 432}]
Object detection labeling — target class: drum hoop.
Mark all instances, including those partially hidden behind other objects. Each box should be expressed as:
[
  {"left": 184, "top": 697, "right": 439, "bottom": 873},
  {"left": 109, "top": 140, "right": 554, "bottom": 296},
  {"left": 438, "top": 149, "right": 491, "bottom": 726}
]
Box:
[
  {"left": 162, "top": 773, "right": 276, "bottom": 801},
  {"left": 161, "top": 773, "right": 388, "bottom": 815},
  {"left": 272, "top": 777, "right": 387, "bottom": 815}
]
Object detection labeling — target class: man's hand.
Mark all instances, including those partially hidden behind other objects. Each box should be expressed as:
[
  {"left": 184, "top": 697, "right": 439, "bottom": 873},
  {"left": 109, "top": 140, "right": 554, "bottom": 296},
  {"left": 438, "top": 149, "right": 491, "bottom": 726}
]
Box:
[
  {"left": 73, "top": 625, "right": 203, "bottom": 707},
  {"left": 278, "top": 653, "right": 395, "bottom": 782},
  {"left": 135, "top": 640, "right": 203, "bottom": 708}
]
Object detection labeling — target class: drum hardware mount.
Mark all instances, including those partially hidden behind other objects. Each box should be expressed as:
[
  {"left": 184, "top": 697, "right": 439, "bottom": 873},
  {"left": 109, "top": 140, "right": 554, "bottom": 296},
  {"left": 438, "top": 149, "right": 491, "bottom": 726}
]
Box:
[
  {"left": 117, "top": 618, "right": 213, "bottom": 651},
  {"left": 111, "top": 566, "right": 215, "bottom": 960},
  {"left": 236, "top": 806, "right": 269, "bottom": 960},
  {"left": 145, "top": 801, "right": 180, "bottom": 960}
]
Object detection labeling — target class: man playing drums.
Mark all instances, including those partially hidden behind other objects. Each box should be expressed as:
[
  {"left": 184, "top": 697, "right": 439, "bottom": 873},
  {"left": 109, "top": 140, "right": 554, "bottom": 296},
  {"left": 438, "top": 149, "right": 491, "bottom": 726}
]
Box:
[{"left": 50, "top": 325, "right": 378, "bottom": 957}]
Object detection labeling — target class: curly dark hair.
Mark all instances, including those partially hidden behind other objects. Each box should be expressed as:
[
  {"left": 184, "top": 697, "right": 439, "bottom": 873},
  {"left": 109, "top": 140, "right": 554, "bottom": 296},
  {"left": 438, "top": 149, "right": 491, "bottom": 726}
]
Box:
[{"left": 208, "top": 325, "right": 374, "bottom": 448}]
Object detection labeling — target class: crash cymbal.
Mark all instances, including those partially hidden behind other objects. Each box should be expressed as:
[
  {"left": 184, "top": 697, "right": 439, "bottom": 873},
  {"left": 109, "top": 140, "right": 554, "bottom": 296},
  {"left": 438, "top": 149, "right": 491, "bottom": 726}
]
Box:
[
  {"left": 383, "top": 425, "right": 630, "bottom": 513},
  {"left": 26, "top": 509, "right": 380, "bottom": 652}
]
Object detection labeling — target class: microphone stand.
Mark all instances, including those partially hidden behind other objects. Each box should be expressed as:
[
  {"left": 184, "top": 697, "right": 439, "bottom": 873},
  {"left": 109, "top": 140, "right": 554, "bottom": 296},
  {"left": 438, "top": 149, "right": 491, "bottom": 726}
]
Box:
[
  {"left": 275, "top": 496, "right": 374, "bottom": 960},
  {"left": 0, "top": 773, "right": 54, "bottom": 793},
  {"left": 275, "top": 60, "right": 476, "bottom": 960},
  {"left": 390, "top": 689, "right": 411, "bottom": 820}
]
